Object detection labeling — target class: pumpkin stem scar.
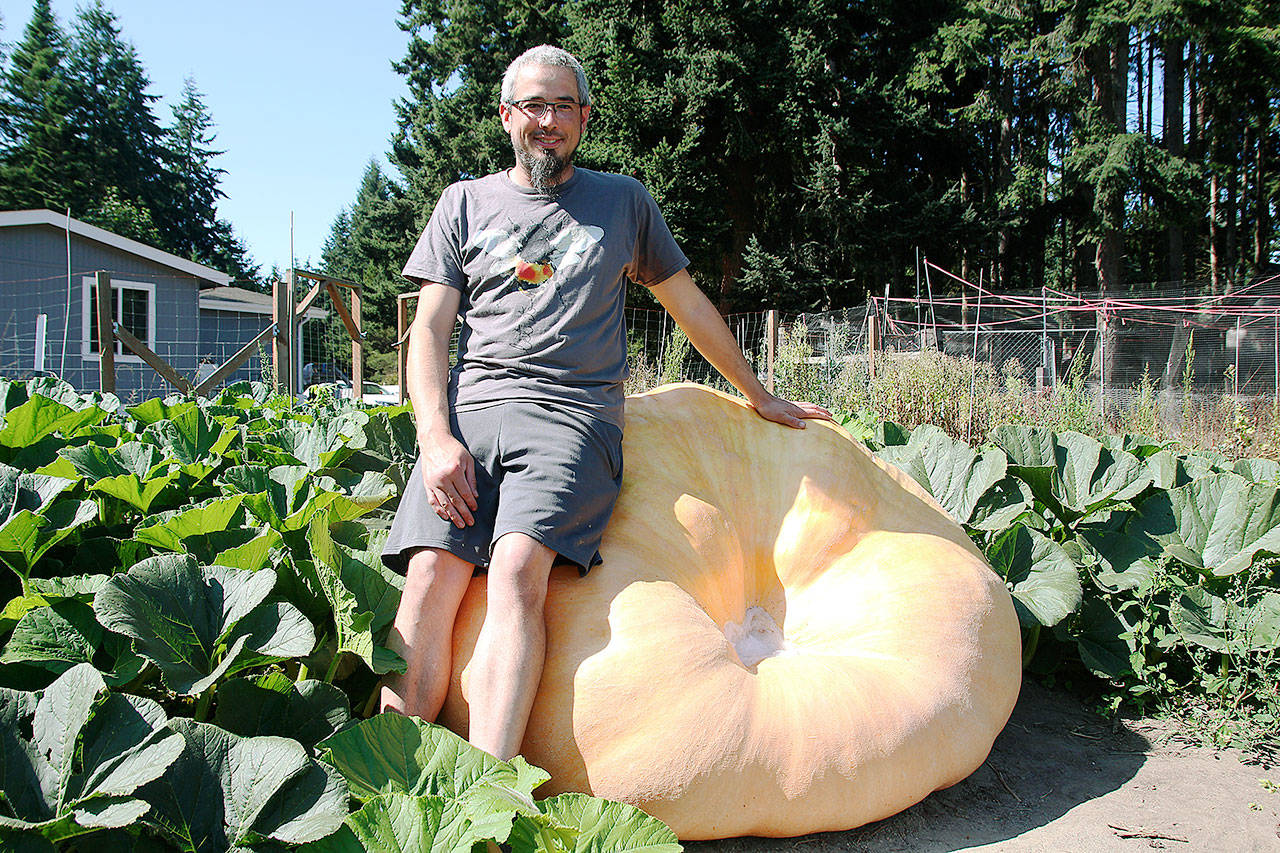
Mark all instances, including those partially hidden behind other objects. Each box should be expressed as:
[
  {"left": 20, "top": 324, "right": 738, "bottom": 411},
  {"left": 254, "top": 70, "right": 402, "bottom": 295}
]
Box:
[{"left": 723, "top": 606, "right": 796, "bottom": 669}]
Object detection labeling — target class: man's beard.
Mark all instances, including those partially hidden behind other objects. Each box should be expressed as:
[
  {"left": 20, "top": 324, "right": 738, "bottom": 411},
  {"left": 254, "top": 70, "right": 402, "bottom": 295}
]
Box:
[{"left": 516, "top": 144, "right": 570, "bottom": 198}]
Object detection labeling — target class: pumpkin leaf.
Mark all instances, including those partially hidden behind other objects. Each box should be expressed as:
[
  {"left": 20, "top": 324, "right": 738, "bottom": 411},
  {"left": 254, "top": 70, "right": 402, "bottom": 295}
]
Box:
[
  {"left": 137, "top": 719, "right": 348, "bottom": 851},
  {"left": 305, "top": 514, "right": 404, "bottom": 676},
  {"left": 992, "top": 426, "right": 1151, "bottom": 527},
  {"left": 212, "top": 675, "right": 351, "bottom": 749},
  {"left": 984, "top": 523, "right": 1082, "bottom": 627},
  {"left": 1170, "top": 588, "right": 1280, "bottom": 653},
  {"left": 0, "top": 463, "right": 97, "bottom": 582},
  {"left": 1127, "top": 472, "right": 1280, "bottom": 575},
  {"left": 0, "top": 664, "right": 183, "bottom": 842},
  {"left": 0, "top": 599, "right": 145, "bottom": 686},
  {"left": 1232, "top": 457, "right": 1280, "bottom": 484},
  {"left": 318, "top": 713, "right": 550, "bottom": 803},
  {"left": 1066, "top": 597, "right": 1134, "bottom": 680},
  {"left": 133, "top": 495, "right": 246, "bottom": 554},
  {"left": 909, "top": 424, "right": 1008, "bottom": 524},
  {"left": 0, "top": 395, "right": 106, "bottom": 449},
  {"left": 297, "top": 793, "right": 476, "bottom": 853},
  {"left": 522, "top": 793, "right": 683, "bottom": 852},
  {"left": 92, "top": 554, "right": 315, "bottom": 696}
]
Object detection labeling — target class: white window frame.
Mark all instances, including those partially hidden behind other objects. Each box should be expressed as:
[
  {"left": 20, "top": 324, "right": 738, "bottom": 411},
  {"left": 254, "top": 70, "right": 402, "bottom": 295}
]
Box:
[{"left": 80, "top": 276, "right": 157, "bottom": 363}]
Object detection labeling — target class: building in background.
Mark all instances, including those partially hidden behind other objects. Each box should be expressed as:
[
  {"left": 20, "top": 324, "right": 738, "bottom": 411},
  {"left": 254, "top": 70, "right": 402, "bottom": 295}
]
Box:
[{"left": 0, "top": 210, "right": 322, "bottom": 400}]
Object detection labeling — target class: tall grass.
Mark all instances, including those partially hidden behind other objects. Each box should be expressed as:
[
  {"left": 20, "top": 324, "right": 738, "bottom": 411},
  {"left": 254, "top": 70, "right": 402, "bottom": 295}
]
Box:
[{"left": 626, "top": 323, "right": 1280, "bottom": 461}]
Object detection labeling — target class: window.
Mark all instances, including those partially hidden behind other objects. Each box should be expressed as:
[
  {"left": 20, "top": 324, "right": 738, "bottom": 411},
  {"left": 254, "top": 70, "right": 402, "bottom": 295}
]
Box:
[{"left": 81, "top": 277, "right": 156, "bottom": 360}]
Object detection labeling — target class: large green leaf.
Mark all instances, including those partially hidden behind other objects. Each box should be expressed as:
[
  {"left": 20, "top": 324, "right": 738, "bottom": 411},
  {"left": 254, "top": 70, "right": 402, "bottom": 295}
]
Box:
[
  {"left": 0, "top": 598, "right": 145, "bottom": 686},
  {"left": 992, "top": 426, "right": 1151, "bottom": 526},
  {"left": 521, "top": 793, "right": 683, "bottom": 852},
  {"left": 0, "top": 664, "right": 183, "bottom": 842},
  {"left": 319, "top": 713, "right": 549, "bottom": 804},
  {"left": 60, "top": 443, "right": 178, "bottom": 512},
  {"left": 133, "top": 495, "right": 246, "bottom": 553},
  {"left": 0, "top": 396, "right": 106, "bottom": 449},
  {"left": 911, "top": 425, "right": 1007, "bottom": 524},
  {"left": 299, "top": 793, "right": 477, "bottom": 853},
  {"left": 0, "top": 464, "right": 97, "bottom": 581},
  {"left": 306, "top": 515, "right": 404, "bottom": 676},
  {"left": 1065, "top": 597, "right": 1134, "bottom": 680},
  {"left": 1127, "top": 472, "right": 1280, "bottom": 575},
  {"left": 138, "top": 719, "right": 348, "bottom": 852},
  {"left": 213, "top": 674, "right": 351, "bottom": 748},
  {"left": 1232, "top": 457, "right": 1280, "bottom": 484},
  {"left": 92, "top": 555, "right": 315, "bottom": 695},
  {"left": 269, "top": 418, "right": 361, "bottom": 471},
  {"left": 984, "top": 523, "right": 1082, "bottom": 627}
]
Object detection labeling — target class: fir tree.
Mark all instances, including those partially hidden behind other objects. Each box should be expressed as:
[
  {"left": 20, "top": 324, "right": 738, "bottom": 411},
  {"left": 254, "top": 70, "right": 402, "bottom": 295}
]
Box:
[
  {"left": 0, "top": 0, "right": 79, "bottom": 211},
  {"left": 65, "top": 0, "right": 167, "bottom": 238}
]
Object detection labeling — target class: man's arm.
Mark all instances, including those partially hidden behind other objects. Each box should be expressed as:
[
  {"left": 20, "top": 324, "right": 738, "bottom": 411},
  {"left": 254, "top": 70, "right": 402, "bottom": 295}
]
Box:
[
  {"left": 649, "top": 270, "right": 832, "bottom": 428},
  {"left": 406, "top": 280, "right": 477, "bottom": 526}
]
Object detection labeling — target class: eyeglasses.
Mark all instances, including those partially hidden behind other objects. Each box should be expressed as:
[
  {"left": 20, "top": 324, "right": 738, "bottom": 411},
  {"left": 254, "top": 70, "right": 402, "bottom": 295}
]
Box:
[{"left": 506, "top": 99, "right": 585, "bottom": 119}]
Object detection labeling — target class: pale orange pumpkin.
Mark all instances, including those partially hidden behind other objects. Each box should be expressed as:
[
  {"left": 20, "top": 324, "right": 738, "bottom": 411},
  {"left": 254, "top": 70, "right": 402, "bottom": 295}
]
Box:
[{"left": 439, "top": 383, "right": 1021, "bottom": 839}]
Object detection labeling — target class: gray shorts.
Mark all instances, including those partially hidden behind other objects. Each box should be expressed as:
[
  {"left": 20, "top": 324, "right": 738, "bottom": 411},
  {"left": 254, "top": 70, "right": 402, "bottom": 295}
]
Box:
[{"left": 381, "top": 400, "right": 624, "bottom": 575}]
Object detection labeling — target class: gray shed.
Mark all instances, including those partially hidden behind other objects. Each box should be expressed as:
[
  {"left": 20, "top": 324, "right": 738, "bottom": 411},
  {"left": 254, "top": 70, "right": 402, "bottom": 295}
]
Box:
[{"left": 0, "top": 209, "right": 263, "bottom": 400}]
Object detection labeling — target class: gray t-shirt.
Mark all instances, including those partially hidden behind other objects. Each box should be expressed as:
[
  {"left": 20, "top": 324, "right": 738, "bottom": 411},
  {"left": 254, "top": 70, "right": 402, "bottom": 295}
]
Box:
[{"left": 402, "top": 167, "right": 689, "bottom": 427}]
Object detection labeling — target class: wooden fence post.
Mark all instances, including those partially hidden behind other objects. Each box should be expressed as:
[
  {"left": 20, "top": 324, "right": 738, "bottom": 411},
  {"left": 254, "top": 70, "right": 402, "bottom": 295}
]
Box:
[
  {"left": 397, "top": 293, "right": 411, "bottom": 406},
  {"left": 272, "top": 273, "right": 295, "bottom": 395},
  {"left": 95, "top": 271, "right": 114, "bottom": 393},
  {"left": 765, "top": 309, "right": 778, "bottom": 394},
  {"left": 351, "top": 284, "right": 364, "bottom": 398}
]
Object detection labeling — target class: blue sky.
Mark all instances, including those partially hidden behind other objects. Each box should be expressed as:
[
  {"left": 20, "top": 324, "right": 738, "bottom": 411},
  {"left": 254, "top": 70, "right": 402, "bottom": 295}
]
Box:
[{"left": 3, "top": 0, "right": 411, "bottom": 278}]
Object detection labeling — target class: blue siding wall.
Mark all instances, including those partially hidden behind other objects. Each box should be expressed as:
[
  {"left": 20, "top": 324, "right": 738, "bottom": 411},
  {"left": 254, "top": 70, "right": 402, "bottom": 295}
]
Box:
[{"left": 1, "top": 222, "right": 208, "bottom": 401}]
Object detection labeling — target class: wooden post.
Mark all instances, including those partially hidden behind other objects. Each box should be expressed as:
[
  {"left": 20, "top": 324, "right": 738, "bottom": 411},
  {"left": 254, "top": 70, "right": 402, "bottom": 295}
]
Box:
[
  {"left": 765, "top": 309, "right": 778, "bottom": 394},
  {"left": 272, "top": 274, "right": 295, "bottom": 395},
  {"left": 350, "top": 284, "right": 364, "bottom": 398},
  {"left": 397, "top": 293, "right": 411, "bottom": 406},
  {"left": 95, "top": 271, "right": 114, "bottom": 393}
]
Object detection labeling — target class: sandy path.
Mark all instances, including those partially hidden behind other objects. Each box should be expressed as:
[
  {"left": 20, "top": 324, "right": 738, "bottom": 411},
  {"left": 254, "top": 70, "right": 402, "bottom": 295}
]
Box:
[{"left": 686, "top": 680, "right": 1279, "bottom": 852}]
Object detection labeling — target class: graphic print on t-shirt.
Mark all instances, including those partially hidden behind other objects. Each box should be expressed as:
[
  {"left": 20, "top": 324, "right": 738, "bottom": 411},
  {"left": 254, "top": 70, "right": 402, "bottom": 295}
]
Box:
[
  {"left": 463, "top": 217, "right": 605, "bottom": 350},
  {"left": 464, "top": 218, "right": 604, "bottom": 291}
]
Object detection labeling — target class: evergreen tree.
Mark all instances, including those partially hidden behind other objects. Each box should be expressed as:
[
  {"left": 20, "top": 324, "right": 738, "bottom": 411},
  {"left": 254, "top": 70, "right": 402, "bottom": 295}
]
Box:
[
  {"left": 321, "top": 160, "right": 413, "bottom": 377},
  {"left": 65, "top": 0, "right": 167, "bottom": 239},
  {"left": 390, "top": 0, "right": 568, "bottom": 228},
  {"left": 0, "top": 0, "right": 80, "bottom": 211}
]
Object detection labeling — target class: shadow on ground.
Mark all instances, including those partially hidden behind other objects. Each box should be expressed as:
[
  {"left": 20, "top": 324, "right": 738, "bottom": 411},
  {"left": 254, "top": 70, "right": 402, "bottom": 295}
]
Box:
[{"left": 685, "top": 678, "right": 1149, "bottom": 852}]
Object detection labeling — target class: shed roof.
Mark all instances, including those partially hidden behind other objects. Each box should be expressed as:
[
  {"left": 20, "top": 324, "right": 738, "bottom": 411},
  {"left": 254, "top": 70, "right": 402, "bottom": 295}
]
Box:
[
  {"left": 0, "top": 209, "right": 233, "bottom": 287},
  {"left": 200, "top": 285, "right": 327, "bottom": 321}
]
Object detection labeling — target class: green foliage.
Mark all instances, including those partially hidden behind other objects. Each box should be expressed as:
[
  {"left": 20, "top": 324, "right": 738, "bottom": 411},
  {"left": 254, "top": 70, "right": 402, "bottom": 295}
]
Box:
[
  {"left": 0, "top": 379, "right": 685, "bottom": 849},
  {"left": 0, "top": 1, "right": 258, "bottom": 284},
  {"left": 313, "top": 714, "right": 681, "bottom": 851}
]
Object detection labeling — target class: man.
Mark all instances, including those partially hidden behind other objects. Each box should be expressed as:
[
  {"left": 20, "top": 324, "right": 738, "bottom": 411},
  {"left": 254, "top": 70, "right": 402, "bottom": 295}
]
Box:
[{"left": 380, "top": 45, "right": 830, "bottom": 760}]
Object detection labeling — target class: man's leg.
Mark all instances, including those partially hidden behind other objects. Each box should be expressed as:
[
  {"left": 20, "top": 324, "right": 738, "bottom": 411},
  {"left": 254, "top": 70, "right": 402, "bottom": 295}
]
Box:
[
  {"left": 464, "top": 531, "right": 556, "bottom": 760},
  {"left": 380, "top": 547, "right": 475, "bottom": 719}
]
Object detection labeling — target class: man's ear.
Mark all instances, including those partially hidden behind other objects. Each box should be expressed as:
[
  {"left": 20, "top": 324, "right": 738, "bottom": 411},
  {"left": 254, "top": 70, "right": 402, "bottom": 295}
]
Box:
[
  {"left": 580, "top": 104, "right": 592, "bottom": 131},
  {"left": 499, "top": 101, "right": 512, "bottom": 131}
]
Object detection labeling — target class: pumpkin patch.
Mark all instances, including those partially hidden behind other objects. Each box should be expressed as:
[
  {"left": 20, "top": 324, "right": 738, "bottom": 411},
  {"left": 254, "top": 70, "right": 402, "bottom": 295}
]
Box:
[{"left": 439, "top": 383, "right": 1022, "bottom": 839}]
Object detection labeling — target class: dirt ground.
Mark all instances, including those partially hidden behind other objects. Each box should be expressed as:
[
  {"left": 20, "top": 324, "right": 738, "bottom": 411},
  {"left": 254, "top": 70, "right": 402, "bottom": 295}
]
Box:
[{"left": 686, "top": 680, "right": 1280, "bottom": 853}]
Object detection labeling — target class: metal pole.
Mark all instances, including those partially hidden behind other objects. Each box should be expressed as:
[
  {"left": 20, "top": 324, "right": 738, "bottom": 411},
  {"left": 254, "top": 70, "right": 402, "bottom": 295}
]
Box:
[
  {"left": 1098, "top": 305, "right": 1106, "bottom": 420},
  {"left": 1234, "top": 316, "right": 1241, "bottom": 397}
]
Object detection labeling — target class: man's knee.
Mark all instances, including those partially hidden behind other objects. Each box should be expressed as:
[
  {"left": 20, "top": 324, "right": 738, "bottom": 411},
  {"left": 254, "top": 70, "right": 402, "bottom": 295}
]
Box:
[
  {"left": 403, "top": 547, "right": 474, "bottom": 596},
  {"left": 487, "top": 533, "right": 555, "bottom": 612}
]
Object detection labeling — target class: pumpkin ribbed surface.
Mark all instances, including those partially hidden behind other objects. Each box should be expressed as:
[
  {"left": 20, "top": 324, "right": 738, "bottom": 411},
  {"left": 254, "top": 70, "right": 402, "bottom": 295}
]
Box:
[{"left": 439, "top": 383, "right": 1021, "bottom": 839}]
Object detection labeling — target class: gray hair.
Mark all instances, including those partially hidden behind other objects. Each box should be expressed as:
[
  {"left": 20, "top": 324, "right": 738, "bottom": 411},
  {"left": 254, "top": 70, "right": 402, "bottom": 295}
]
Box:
[{"left": 501, "top": 45, "right": 592, "bottom": 107}]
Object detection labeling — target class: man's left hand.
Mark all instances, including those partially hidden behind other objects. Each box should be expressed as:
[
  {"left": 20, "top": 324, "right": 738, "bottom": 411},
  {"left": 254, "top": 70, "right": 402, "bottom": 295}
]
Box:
[{"left": 749, "top": 395, "right": 834, "bottom": 429}]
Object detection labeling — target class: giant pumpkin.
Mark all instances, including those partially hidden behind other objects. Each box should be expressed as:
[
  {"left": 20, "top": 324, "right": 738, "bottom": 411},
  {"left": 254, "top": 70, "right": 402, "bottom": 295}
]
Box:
[{"left": 439, "top": 383, "right": 1021, "bottom": 839}]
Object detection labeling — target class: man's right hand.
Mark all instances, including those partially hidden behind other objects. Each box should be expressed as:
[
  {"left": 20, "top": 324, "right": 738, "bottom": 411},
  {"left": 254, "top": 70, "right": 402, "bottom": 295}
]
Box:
[{"left": 419, "top": 431, "right": 479, "bottom": 527}]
